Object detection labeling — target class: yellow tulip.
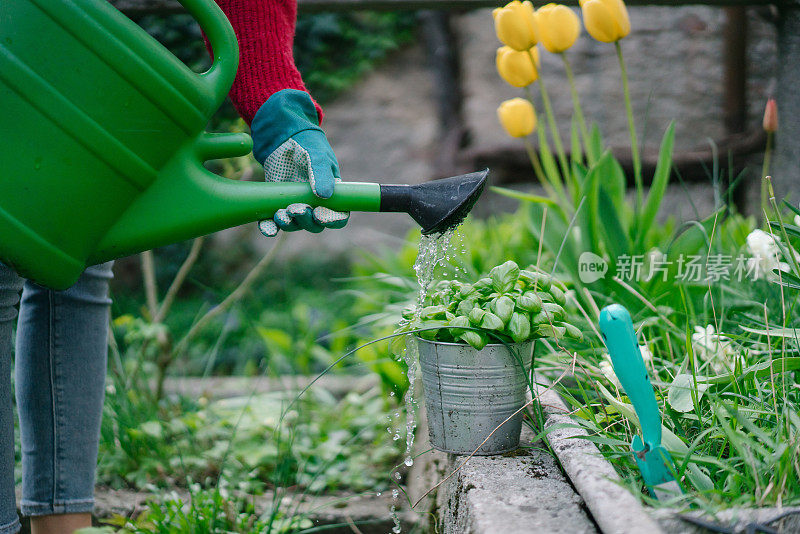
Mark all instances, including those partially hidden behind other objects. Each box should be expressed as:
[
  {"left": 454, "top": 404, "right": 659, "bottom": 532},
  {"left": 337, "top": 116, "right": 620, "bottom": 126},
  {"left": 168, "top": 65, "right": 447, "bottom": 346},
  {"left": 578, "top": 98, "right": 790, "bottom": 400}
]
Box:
[
  {"left": 580, "top": 0, "right": 630, "bottom": 43},
  {"left": 496, "top": 46, "right": 540, "bottom": 87},
  {"left": 493, "top": 0, "right": 539, "bottom": 51},
  {"left": 536, "top": 4, "right": 581, "bottom": 53},
  {"left": 497, "top": 98, "right": 537, "bottom": 138}
]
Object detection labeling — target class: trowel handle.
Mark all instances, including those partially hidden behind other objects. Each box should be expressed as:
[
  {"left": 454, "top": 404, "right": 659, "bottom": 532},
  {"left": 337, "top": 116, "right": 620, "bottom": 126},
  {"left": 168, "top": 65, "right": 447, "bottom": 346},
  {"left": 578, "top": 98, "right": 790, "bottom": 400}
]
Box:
[
  {"left": 598, "top": 304, "right": 662, "bottom": 449},
  {"left": 177, "top": 0, "right": 240, "bottom": 112}
]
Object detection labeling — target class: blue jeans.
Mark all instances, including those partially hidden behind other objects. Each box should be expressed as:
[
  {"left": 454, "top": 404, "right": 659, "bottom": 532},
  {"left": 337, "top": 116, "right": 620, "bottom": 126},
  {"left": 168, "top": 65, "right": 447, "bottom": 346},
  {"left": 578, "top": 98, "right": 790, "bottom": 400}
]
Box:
[{"left": 0, "top": 262, "right": 112, "bottom": 533}]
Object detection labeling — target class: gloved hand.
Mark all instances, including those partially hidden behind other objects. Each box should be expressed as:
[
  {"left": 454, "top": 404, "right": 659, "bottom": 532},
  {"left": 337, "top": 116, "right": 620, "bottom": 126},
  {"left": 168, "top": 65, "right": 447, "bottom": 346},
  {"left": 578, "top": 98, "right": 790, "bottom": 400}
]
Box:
[{"left": 250, "top": 89, "right": 349, "bottom": 237}]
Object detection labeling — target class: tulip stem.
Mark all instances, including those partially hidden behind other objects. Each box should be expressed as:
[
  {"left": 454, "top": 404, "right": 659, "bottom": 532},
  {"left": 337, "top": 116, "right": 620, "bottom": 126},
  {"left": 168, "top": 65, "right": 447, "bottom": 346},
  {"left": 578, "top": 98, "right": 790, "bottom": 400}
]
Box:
[
  {"left": 527, "top": 50, "right": 575, "bottom": 203},
  {"left": 615, "top": 41, "right": 642, "bottom": 214},
  {"left": 523, "top": 136, "right": 568, "bottom": 208},
  {"left": 561, "top": 53, "right": 594, "bottom": 166},
  {"left": 761, "top": 132, "right": 773, "bottom": 217}
]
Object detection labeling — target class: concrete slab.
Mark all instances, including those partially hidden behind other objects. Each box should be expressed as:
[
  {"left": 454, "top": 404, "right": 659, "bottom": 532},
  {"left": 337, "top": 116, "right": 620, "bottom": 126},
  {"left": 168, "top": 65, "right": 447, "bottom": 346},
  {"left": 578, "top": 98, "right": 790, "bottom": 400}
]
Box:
[{"left": 434, "top": 426, "right": 598, "bottom": 534}]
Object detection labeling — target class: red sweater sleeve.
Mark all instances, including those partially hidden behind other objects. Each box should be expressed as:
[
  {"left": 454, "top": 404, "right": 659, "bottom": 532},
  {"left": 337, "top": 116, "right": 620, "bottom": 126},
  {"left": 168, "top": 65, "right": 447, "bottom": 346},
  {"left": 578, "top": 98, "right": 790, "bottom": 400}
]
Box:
[{"left": 210, "top": 0, "right": 323, "bottom": 125}]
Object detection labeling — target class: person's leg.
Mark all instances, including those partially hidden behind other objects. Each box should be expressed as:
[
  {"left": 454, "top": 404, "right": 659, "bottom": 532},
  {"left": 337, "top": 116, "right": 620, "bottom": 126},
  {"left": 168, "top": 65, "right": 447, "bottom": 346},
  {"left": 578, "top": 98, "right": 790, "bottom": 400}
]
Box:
[
  {"left": 15, "top": 262, "right": 113, "bottom": 534},
  {"left": 0, "top": 264, "right": 23, "bottom": 534}
]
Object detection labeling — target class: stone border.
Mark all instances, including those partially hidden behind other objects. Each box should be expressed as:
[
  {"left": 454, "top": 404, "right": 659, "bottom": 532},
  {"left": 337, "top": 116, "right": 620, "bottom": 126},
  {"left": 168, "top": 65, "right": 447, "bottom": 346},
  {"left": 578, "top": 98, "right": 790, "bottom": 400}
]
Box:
[
  {"left": 428, "top": 373, "right": 800, "bottom": 533},
  {"left": 532, "top": 377, "right": 664, "bottom": 534},
  {"left": 535, "top": 376, "right": 800, "bottom": 534}
]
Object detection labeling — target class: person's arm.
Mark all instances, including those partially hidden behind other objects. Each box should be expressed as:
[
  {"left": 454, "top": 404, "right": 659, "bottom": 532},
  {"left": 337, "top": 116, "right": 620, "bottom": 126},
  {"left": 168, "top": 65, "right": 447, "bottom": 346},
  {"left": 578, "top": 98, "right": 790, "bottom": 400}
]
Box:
[
  {"left": 211, "top": 0, "right": 322, "bottom": 124},
  {"left": 210, "top": 0, "right": 348, "bottom": 236}
]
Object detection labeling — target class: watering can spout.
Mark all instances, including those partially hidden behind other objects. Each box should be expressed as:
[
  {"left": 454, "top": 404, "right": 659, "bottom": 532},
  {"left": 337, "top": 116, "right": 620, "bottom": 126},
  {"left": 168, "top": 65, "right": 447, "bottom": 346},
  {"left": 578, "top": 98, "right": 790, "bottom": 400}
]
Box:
[
  {"left": 379, "top": 170, "right": 488, "bottom": 235},
  {"left": 90, "top": 165, "right": 489, "bottom": 265}
]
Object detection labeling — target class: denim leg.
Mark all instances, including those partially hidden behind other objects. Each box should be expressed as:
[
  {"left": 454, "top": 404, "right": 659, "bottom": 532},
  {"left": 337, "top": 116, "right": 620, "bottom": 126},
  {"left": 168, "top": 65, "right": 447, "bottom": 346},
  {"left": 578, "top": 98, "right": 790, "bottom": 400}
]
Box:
[
  {"left": 0, "top": 264, "right": 23, "bottom": 534},
  {"left": 15, "top": 262, "right": 113, "bottom": 516}
]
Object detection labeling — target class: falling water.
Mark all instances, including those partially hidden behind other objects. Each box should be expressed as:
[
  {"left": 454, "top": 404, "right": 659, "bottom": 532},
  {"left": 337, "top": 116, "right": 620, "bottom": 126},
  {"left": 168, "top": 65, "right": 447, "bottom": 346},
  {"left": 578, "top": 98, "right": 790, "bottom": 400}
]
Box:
[{"left": 390, "top": 228, "right": 462, "bottom": 533}]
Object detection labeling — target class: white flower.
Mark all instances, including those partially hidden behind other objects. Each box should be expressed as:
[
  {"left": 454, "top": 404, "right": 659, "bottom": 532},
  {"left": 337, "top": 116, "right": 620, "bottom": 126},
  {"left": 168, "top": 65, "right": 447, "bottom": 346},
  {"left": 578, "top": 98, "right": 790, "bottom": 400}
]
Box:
[
  {"left": 639, "top": 344, "right": 653, "bottom": 364},
  {"left": 691, "top": 324, "right": 738, "bottom": 374},
  {"left": 599, "top": 354, "right": 621, "bottom": 389},
  {"left": 746, "top": 229, "right": 789, "bottom": 280},
  {"left": 794, "top": 214, "right": 800, "bottom": 227}
]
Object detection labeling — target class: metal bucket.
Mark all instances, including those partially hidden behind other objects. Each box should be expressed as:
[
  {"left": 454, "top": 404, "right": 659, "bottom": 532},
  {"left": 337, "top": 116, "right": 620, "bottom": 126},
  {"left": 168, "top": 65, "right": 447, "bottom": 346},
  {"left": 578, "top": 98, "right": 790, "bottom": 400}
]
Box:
[{"left": 417, "top": 338, "right": 532, "bottom": 455}]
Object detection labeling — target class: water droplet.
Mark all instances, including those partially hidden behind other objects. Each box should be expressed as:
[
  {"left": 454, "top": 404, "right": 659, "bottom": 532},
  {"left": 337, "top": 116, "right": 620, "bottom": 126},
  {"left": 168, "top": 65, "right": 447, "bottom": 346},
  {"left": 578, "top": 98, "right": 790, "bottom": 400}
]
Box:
[
  {"left": 404, "top": 456, "right": 414, "bottom": 467},
  {"left": 390, "top": 504, "right": 402, "bottom": 534}
]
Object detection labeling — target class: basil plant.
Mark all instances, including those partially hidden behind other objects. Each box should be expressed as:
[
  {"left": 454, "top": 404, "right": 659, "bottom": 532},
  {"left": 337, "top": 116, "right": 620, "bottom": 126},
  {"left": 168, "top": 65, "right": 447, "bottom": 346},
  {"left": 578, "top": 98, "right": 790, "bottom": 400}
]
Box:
[{"left": 403, "top": 260, "right": 582, "bottom": 350}]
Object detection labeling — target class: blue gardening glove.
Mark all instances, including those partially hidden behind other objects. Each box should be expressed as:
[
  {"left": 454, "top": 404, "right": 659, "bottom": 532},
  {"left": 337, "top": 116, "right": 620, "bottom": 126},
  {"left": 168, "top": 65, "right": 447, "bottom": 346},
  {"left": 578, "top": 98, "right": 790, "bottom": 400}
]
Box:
[{"left": 250, "top": 89, "right": 349, "bottom": 237}]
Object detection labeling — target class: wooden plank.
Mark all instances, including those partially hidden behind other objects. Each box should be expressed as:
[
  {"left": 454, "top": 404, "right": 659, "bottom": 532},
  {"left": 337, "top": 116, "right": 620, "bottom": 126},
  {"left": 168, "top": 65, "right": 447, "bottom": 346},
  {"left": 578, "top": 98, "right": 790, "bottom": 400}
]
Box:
[{"left": 111, "top": 0, "right": 773, "bottom": 16}]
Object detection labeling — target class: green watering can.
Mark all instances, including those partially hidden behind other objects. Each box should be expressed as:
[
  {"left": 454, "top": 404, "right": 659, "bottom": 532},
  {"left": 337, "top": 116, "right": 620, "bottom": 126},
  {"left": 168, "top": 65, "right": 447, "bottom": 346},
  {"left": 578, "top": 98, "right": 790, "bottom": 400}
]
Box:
[{"left": 0, "top": 0, "right": 487, "bottom": 290}]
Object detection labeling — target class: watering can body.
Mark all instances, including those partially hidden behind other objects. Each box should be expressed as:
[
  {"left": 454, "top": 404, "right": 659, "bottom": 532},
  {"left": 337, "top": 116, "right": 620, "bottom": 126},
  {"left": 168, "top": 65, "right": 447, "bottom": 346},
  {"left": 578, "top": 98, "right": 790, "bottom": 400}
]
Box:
[
  {"left": 0, "top": 0, "right": 488, "bottom": 291},
  {"left": 0, "top": 0, "right": 381, "bottom": 290}
]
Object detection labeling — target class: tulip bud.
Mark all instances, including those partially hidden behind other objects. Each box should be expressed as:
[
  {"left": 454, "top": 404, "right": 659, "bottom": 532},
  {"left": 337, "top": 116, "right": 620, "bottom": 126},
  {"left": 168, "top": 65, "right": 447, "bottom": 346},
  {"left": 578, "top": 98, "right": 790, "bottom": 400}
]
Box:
[
  {"left": 536, "top": 4, "right": 581, "bottom": 54},
  {"left": 580, "top": 0, "right": 630, "bottom": 43},
  {"left": 763, "top": 98, "right": 778, "bottom": 133},
  {"left": 493, "top": 0, "right": 539, "bottom": 51},
  {"left": 497, "top": 98, "right": 537, "bottom": 138},
  {"left": 496, "top": 46, "right": 540, "bottom": 87}
]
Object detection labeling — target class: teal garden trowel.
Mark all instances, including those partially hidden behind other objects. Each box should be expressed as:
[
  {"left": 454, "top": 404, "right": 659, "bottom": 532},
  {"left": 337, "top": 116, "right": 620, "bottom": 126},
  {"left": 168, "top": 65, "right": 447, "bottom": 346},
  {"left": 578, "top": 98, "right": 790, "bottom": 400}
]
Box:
[{"left": 599, "top": 304, "right": 683, "bottom": 501}]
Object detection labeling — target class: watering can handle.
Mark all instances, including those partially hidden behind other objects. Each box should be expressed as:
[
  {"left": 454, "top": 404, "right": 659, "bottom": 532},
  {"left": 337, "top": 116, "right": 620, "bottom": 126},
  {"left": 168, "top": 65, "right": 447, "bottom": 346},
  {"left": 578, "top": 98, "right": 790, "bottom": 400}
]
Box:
[{"left": 176, "top": 0, "right": 240, "bottom": 112}]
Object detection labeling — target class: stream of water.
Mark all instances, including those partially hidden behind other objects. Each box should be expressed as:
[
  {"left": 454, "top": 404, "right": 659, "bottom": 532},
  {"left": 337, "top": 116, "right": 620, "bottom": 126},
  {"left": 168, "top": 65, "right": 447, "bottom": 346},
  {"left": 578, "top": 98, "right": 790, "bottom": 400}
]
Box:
[{"left": 389, "top": 228, "right": 463, "bottom": 533}]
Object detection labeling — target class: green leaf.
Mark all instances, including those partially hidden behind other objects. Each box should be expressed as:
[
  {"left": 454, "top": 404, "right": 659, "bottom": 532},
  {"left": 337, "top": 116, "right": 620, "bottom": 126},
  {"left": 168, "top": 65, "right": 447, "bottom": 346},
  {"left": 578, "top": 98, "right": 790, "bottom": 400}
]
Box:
[
  {"left": 448, "top": 316, "right": 470, "bottom": 337},
  {"left": 538, "top": 124, "right": 561, "bottom": 190},
  {"left": 666, "top": 210, "right": 722, "bottom": 261},
  {"left": 458, "top": 283, "right": 478, "bottom": 299},
  {"left": 473, "top": 277, "right": 493, "bottom": 293},
  {"left": 549, "top": 285, "right": 567, "bottom": 306},
  {"left": 420, "top": 305, "right": 447, "bottom": 319},
  {"left": 508, "top": 312, "right": 531, "bottom": 343},
  {"left": 535, "top": 323, "right": 566, "bottom": 339},
  {"left": 489, "top": 260, "right": 520, "bottom": 293},
  {"left": 784, "top": 200, "right": 800, "bottom": 218},
  {"left": 570, "top": 114, "right": 583, "bottom": 167},
  {"left": 597, "top": 185, "right": 630, "bottom": 264},
  {"left": 490, "top": 186, "right": 558, "bottom": 207},
  {"left": 481, "top": 312, "right": 505, "bottom": 331},
  {"left": 604, "top": 153, "right": 627, "bottom": 212},
  {"left": 768, "top": 221, "right": 800, "bottom": 241},
  {"left": 459, "top": 330, "right": 488, "bottom": 350},
  {"left": 589, "top": 123, "right": 604, "bottom": 165},
  {"left": 576, "top": 151, "right": 602, "bottom": 254},
  {"left": 667, "top": 374, "right": 710, "bottom": 413},
  {"left": 541, "top": 302, "right": 565, "bottom": 321},
  {"left": 519, "top": 269, "right": 552, "bottom": 291},
  {"left": 493, "top": 295, "right": 515, "bottom": 325},
  {"left": 457, "top": 299, "right": 475, "bottom": 317},
  {"left": 531, "top": 310, "right": 548, "bottom": 325},
  {"left": 636, "top": 122, "right": 675, "bottom": 248},
  {"left": 418, "top": 326, "right": 440, "bottom": 340},
  {"left": 468, "top": 307, "right": 486, "bottom": 325},
  {"left": 562, "top": 323, "right": 583, "bottom": 340},
  {"left": 517, "top": 291, "right": 543, "bottom": 313}
]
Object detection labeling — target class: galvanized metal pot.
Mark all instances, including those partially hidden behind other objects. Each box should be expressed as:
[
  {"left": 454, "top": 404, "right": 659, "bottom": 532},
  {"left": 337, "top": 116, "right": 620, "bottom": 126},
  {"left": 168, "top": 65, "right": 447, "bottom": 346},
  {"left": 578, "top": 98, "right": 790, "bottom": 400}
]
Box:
[{"left": 417, "top": 338, "right": 532, "bottom": 455}]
